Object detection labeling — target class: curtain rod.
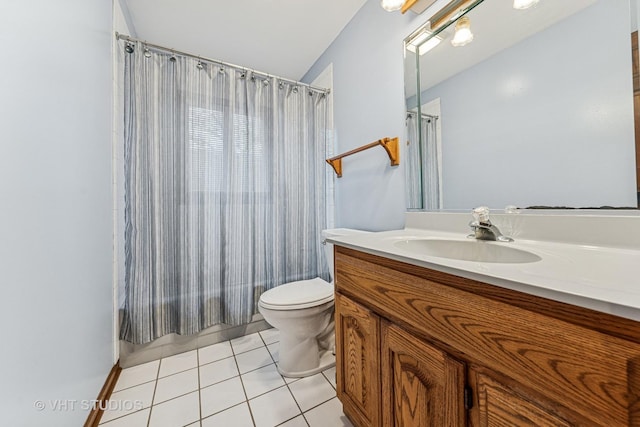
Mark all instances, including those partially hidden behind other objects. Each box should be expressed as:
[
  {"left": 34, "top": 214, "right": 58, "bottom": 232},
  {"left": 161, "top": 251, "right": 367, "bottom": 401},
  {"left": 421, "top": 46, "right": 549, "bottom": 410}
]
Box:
[
  {"left": 407, "top": 111, "right": 439, "bottom": 119},
  {"left": 115, "top": 32, "right": 330, "bottom": 94}
]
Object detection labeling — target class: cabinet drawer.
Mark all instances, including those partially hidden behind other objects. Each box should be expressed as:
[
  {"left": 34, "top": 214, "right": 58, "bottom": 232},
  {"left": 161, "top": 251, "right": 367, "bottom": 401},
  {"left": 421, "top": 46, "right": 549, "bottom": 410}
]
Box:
[{"left": 335, "top": 247, "right": 640, "bottom": 426}]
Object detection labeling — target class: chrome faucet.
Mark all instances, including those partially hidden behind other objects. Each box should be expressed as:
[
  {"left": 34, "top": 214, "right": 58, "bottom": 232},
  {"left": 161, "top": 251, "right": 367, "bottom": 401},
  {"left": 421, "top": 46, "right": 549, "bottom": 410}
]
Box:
[{"left": 468, "top": 206, "right": 513, "bottom": 242}]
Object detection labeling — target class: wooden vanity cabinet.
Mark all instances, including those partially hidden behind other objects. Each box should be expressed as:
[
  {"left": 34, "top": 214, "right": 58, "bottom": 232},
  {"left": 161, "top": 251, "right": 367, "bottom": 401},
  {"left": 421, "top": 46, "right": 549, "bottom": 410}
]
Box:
[
  {"left": 333, "top": 246, "right": 640, "bottom": 427},
  {"left": 335, "top": 292, "right": 381, "bottom": 427}
]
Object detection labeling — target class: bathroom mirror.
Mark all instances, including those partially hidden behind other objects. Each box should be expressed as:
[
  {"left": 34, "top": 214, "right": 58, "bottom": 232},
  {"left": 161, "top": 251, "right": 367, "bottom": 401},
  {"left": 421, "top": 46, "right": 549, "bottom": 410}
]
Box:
[{"left": 404, "top": 0, "right": 640, "bottom": 210}]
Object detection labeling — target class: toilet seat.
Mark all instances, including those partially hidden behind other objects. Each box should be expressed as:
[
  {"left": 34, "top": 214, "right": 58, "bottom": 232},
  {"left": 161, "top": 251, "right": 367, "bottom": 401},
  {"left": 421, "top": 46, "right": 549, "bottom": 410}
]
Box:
[{"left": 259, "top": 278, "right": 334, "bottom": 310}]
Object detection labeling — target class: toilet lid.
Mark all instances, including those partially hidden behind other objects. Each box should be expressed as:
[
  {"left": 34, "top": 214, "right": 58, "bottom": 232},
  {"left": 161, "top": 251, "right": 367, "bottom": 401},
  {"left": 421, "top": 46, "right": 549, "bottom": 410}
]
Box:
[{"left": 259, "top": 277, "right": 334, "bottom": 310}]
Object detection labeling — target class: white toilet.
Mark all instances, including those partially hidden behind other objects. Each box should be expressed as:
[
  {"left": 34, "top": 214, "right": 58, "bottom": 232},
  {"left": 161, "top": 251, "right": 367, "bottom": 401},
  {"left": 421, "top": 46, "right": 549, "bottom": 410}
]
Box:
[{"left": 258, "top": 228, "right": 365, "bottom": 378}]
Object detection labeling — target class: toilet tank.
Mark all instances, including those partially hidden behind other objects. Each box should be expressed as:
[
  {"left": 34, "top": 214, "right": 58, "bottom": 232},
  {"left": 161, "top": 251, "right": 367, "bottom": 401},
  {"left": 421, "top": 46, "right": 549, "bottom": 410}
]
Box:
[{"left": 321, "top": 228, "right": 368, "bottom": 282}]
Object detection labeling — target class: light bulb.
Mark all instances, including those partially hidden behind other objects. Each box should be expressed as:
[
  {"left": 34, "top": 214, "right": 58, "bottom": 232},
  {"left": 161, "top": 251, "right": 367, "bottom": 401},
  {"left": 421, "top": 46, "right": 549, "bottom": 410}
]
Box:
[
  {"left": 381, "top": 0, "right": 404, "bottom": 12},
  {"left": 451, "top": 16, "right": 474, "bottom": 47},
  {"left": 513, "top": 0, "right": 539, "bottom": 10}
]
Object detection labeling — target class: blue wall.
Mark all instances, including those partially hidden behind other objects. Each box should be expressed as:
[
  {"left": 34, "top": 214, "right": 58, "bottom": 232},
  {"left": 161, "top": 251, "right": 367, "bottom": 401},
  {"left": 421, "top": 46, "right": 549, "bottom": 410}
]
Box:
[
  {"left": 305, "top": 0, "right": 637, "bottom": 227},
  {"left": 423, "top": 0, "right": 636, "bottom": 209},
  {"left": 0, "top": 1, "right": 114, "bottom": 425},
  {"left": 304, "top": 0, "right": 438, "bottom": 231}
]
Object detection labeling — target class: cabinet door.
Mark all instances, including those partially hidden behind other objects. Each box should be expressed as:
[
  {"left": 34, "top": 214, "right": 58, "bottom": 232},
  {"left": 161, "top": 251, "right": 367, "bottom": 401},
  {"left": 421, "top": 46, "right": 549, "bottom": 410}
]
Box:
[
  {"left": 335, "top": 292, "right": 381, "bottom": 427},
  {"left": 381, "top": 321, "right": 466, "bottom": 427},
  {"left": 470, "top": 368, "right": 575, "bottom": 427}
]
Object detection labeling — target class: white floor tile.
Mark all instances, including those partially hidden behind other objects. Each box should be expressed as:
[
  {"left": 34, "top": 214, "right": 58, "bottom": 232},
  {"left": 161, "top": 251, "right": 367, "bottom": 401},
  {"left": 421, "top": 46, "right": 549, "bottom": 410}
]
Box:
[
  {"left": 288, "top": 373, "right": 336, "bottom": 412},
  {"left": 241, "top": 364, "right": 286, "bottom": 399},
  {"left": 304, "top": 397, "right": 353, "bottom": 427},
  {"left": 148, "top": 391, "right": 200, "bottom": 427},
  {"left": 199, "top": 356, "right": 239, "bottom": 388},
  {"left": 231, "top": 332, "right": 265, "bottom": 354},
  {"left": 114, "top": 360, "right": 159, "bottom": 392},
  {"left": 236, "top": 346, "right": 273, "bottom": 374},
  {"left": 259, "top": 328, "right": 280, "bottom": 345},
  {"left": 279, "top": 415, "right": 308, "bottom": 427},
  {"left": 100, "top": 381, "right": 155, "bottom": 424},
  {"left": 153, "top": 368, "right": 199, "bottom": 404},
  {"left": 199, "top": 341, "right": 234, "bottom": 365},
  {"left": 201, "top": 402, "right": 254, "bottom": 427},
  {"left": 114, "top": 333, "right": 345, "bottom": 427},
  {"left": 158, "top": 349, "right": 198, "bottom": 378},
  {"left": 283, "top": 375, "right": 301, "bottom": 385},
  {"left": 266, "top": 342, "right": 279, "bottom": 362},
  {"left": 99, "top": 408, "right": 150, "bottom": 426},
  {"left": 249, "top": 386, "right": 301, "bottom": 427},
  {"left": 200, "top": 376, "right": 246, "bottom": 418},
  {"left": 322, "top": 366, "right": 336, "bottom": 389}
]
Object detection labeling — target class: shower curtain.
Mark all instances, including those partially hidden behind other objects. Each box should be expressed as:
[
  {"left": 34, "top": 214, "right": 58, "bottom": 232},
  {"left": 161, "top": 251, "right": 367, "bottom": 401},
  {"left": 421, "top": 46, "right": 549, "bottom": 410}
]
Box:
[
  {"left": 405, "top": 112, "right": 440, "bottom": 210},
  {"left": 120, "top": 41, "right": 333, "bottom": 344}
]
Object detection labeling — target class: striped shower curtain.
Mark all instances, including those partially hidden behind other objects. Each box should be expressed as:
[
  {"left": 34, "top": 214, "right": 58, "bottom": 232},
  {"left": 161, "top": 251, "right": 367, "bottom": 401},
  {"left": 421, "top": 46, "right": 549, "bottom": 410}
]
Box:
[
  {"left": 120, "top": 41, "right": 333, "bottom": 344},
  {"left": 405, "top": 111, "right": 440, "bottom": 210}
]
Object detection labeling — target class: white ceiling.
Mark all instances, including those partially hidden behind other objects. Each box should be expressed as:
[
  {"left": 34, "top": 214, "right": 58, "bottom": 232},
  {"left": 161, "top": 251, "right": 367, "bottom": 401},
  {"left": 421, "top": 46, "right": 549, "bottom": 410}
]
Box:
[{"left": 122, "top": 0, "right": 368, "bottom": 81}]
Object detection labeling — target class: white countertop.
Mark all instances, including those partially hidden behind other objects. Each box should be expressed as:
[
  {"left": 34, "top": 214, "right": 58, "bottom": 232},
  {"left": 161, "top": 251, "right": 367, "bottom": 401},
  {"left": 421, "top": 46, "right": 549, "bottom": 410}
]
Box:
[{"left": 328, "top": 225, "right": 640, "bottom": 322}]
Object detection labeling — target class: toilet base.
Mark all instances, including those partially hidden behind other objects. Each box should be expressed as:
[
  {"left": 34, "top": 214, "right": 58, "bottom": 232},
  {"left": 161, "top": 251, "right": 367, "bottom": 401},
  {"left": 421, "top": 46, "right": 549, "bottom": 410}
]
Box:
[{"left": 277, "top": 349, "right": 335, "bottom": 378}]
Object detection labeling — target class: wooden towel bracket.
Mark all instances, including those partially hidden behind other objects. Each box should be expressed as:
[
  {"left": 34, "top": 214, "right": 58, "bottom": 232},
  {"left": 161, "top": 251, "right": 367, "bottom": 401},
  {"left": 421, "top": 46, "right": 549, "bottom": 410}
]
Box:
[{"left": 326, "top": 137, "right": 400, "bottom": 178}]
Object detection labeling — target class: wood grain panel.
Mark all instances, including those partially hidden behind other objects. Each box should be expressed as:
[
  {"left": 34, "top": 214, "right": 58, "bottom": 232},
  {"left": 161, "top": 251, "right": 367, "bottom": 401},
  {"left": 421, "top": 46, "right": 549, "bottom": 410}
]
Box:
[
  {"left": 335, "top": 247, "right": 640, "bottom": 345},
  {"left": 381, "top": 321, "right": 465, "bottom": 426},
  {"left": 335, "top": 292, "right": 381, "bottom": 427},
  {"left": 467, "top": 365, "right": 598, "bottom": 427},
  {"left": 632, "top": 32, "right": 639, "bottom": 92},
  {"left": 475, "top": 371, "right": 574, "bottom": 427},
  {"left": 633, "top": 31, "right": 640, "bottom": 192},
  {"left": 335, "top": 247, "right": 640, "bottom": 426},
  {"left": 634, "top": 93, "right": 640, "bottom": 191}
]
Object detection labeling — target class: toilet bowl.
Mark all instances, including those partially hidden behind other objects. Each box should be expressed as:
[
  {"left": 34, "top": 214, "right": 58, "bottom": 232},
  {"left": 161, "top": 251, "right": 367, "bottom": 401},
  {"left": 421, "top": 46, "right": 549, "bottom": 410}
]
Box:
[{"left": 258, "top": 228, "right": 365, "bottom": 377}]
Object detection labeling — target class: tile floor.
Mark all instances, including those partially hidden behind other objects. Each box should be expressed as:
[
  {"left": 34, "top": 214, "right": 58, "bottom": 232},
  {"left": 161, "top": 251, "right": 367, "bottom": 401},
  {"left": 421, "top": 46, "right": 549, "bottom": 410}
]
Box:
[{"left": 99, "top": 328, "right": 353, "bottom": 427}]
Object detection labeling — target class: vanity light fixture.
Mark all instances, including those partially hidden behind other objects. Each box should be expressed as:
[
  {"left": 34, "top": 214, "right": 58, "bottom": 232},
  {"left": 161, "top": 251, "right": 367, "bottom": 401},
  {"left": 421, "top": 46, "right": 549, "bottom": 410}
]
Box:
[
  {"left": 381, "top": 0, "right": 405, "bottom": 12},
  {"left": 383, "top": 0, "right": 440, "bottom": 15},
  {"left": 451, "top": 16, "right": 474, "bottom": 47},
  {"left": 513, "top": 0, "right": 539, "bottom": 10},
  {"left": 407, "top": 30, "right": 442, "bottom": 55}
]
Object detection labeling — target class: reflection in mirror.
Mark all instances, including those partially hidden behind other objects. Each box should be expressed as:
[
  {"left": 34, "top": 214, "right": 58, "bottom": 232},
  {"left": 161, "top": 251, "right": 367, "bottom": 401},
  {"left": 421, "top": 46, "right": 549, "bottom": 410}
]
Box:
[
  {"left": 405, "top": 21, "right": 445, "bottom": 210},
  {"left": 404, "top": 0, "right": 640, "bottom": 210},
  {"left": 405, "top": 110, "right": 422, "bottom": 208},
  {"left": 405, "top": 108, "right": 442, "bottom": 210},
  {"left": 405, "top": 36, "right": 427, "bottom": 209}
]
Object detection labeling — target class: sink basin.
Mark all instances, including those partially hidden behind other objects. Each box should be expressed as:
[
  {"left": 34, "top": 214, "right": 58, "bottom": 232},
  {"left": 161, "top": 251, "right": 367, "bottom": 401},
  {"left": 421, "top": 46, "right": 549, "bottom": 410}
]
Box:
[{"left": 393, "top": 239, "right": 541, "bottom": 264}]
